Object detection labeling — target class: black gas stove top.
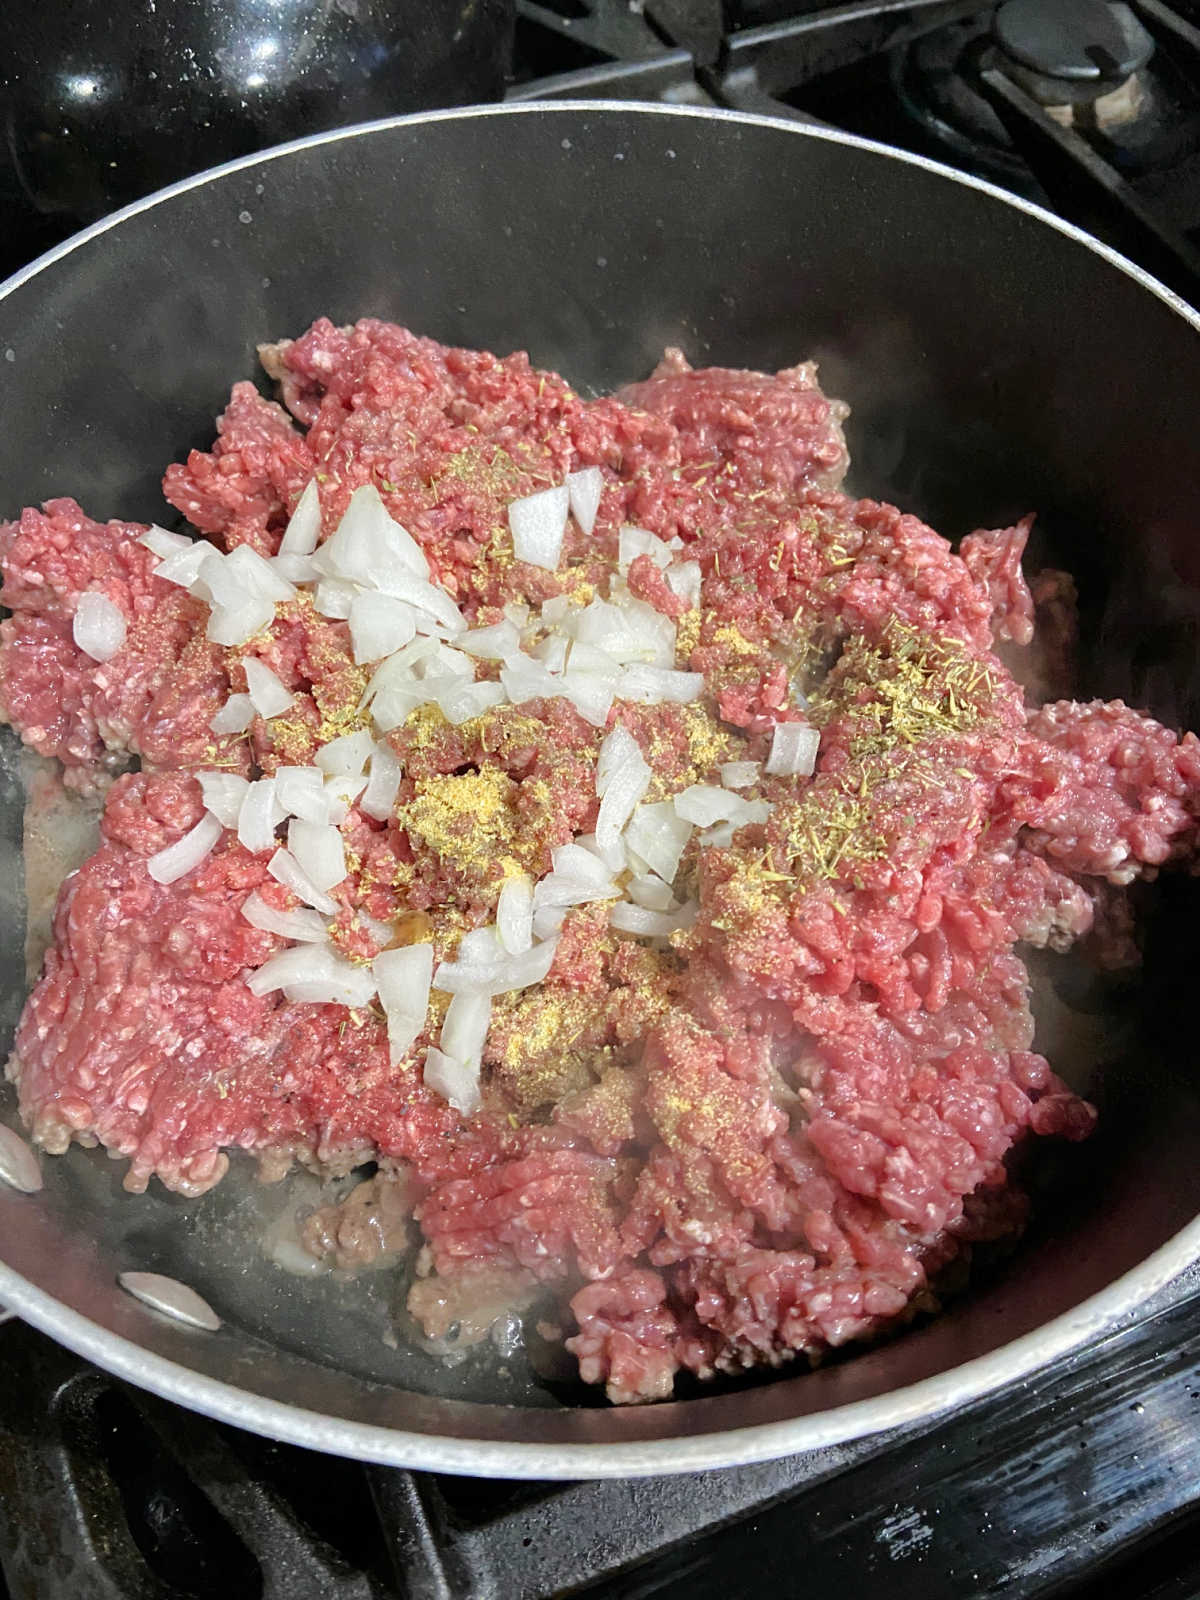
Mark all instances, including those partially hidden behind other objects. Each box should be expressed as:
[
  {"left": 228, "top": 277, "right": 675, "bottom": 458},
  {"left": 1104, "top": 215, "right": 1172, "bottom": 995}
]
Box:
[{"left": 2, "top": 5, "right": 1200, "bottom": 1598}]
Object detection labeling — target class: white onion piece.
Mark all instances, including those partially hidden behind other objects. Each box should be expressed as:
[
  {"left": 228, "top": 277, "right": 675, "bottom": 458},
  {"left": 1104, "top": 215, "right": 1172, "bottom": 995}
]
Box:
[
  {"left": 437, "top": 679, "right": 507, "bottom": 727},
  {"left": 318, "top": 484, "right": 430, "bottom": 584},
  {"left": 118, "top": 1271, "right": 221, "bottom": 1333},
  {"left": 198, "top": 771, "right": 250, "bottom": 828},
  {"left": 288, "top": 819, "right": 346, "bottom": 892},
  {"left": 508, "top": 484, "right": 569, "bottom": 570},
  {"left": 374, "top": 943, "right": 434, "bottom": 1062},
  {"left": 238, "top": 778, "right": 282, "bottom": 855},
  {"left": 432, "top": 935, "right": 558, "bottom": 997},
  {"left": 500, "top": 654, "right": 561, "bottom": 706},
  {"left": 534, "top": 634, "right": 569, "bottom": 674},
  {"left": 242, "top": 657, "right": 293, "bottom": 718},
  {"left": 223, "top": 544, "right": 297, "bottom": 603},
  {"left": 423, "top": 1047, "right": 481, "bottom": 1116},
  {"left": 268, "top": 848, "right": 338, "bottom": 914},
  {"left": 567, "top": 466, "right": 604, "bottom": 535},
  {"left": 610, "top": 900, "right": 698, "bottom": 937},
  {"left": 627, "top": 873, "right": 676, "bottom": 912},
  {"left": 560, "top": 674, "right": 615, "bottom": 729},
  {"left": 618, "top": 665, "right": 704, "bottom": 705},
  {"left": 698, "top": 802, "right": 771, "bottom": 848},
  {"left": 370, "top": 684, "right": 425, "bottom": 734},
  {"left": 154, "top": 539, "right": 221, "bottom": 590},
  {"left": 618, "top": 525, "right": 673, "bottom": 573},
  {"left": 248, "top": 945, "right": 375, "bottom": 1007},
  {"left": 496, "top": 873, "right": 533, "bottom": 954},
  {"left": 371, "top": 569, "right": 466, "bottom": 636},
  {"left": 0, "top": 1124, "right": 42, "bottom": 1193},
  {"left": 140, "top": 525, "right": 193, "bottom": 559},
  {"left": 361, "top": 742, "right": 403, "bottom": 821},
  {"left": 322, "top": 772, "right": 368, "bottom": 825},
  {"left": 271, "top": 553, "right": 322, "bottom": 585},
  {"left": 348, "top": 592, "right": 418, "bottom": 665},
  {"left": 274, "top": 765, "right": 328, "bottom": 823},
  {"left": 551, "top": 843, "right": 616, "bottom": 890},
  {"left": 460, "top": 621, "right": 520, "bottom": 661},
  {"left": 207, "top": 596, "right": 276, "bottom": 648},
  {"left": 240, "top": 890, "right": 329, "bottom": 943},
  {"left": 360, "top": 637, "right": 439, "bottom": 705},
  {"left": 564, "top": 639, "right": 622, "bottom": 684},
  {"left": 721, "top": 760, "right": 760, "bottom": 790},
  {"left": 673, "top": 784, "right": 747, "bottom": 828},
  {"left": 665, "top": 560, "right": 702, "bottom": 611},
  {"left": 73, "top": 592, "right": 127, "bottom": 662},
  {"left": 416, "top": 643, "right": 475, "bottom": 682},
  {"left": 595, "top": 736, "right": 651, "bottom": 860},
  {"left": 596, "top": 723, "right": 642, "bottom": 796},
  {"left": 440, "top": 990, "right": 491, "bottom": 1067},
  {"left": 147, "top": 812, "right": 222, "bottom": 885},
  {"left": 541, "top": 595, "right": 571, "bottom": 626},
  {"left": 623, "top": 801, "right": 693, "bottom": 884},
  {"left": 209, "top": 694, "right": 256, "bottom": 735},
  {"left": 532, "top": 904, "right": 567, "bottom": 939},
  {"left": 315, "top": 729, "right": 374, "bottom": 777},
  {"left": 765, "top": 722, "right": 821, "bottom": 777},
  {"left": 280, "top": 480, "right": 322, "bottom": 555},
  {"left": 313, "top": 579, "right": 358, "bottom": 620},
  {"left": 458, "top": 927, "right": 502, "bottom": 964},
  {"left": 533, "top": 873, "right": 618, "bottom": 909}
]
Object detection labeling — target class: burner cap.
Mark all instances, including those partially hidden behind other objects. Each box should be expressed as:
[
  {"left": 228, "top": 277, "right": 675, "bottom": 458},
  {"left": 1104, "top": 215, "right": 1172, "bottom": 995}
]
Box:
[{"left": 994, "top": 0, "right": 1153, "bottom": 88}]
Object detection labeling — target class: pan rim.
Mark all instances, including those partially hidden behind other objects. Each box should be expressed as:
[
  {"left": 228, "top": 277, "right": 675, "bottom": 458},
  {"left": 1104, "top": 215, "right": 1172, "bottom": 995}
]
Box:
[{"left": 2, "top": 98, "right": 1199, "bottom": 1477}]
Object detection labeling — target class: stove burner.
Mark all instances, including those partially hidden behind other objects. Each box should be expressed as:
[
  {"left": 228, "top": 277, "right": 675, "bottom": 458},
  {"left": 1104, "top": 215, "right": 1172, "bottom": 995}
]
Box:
[{"left": 994, "top": 0, "right": 1155, "bottom": 104}]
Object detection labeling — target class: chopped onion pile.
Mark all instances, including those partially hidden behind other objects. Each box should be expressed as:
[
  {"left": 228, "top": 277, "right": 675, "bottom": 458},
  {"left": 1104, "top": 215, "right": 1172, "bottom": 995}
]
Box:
[{"left": 73, "top": 592, "right": 127, "bottom": 663}]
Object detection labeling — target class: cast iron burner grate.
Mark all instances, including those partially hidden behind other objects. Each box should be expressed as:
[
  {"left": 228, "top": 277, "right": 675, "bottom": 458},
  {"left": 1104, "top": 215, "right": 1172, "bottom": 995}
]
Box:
[
  {"left": 508, "top": 0, "right": 1200, "bottom": 305},
  {"left": 6, "top": 1266, "right": 1200, "bottom": 1597}
]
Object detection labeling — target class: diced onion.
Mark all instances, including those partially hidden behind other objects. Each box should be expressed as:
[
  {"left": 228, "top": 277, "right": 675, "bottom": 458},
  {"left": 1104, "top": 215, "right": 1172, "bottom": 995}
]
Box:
[
  {"left": 766, "top": 722, "right": 821, "bottom": 777},
  {"left": 247, "top": 945, "right": 375, "bottom": 1007},
  {"left": 432, "top": 935, "right": 559, "bottom": 997},
  {"left": 508, "top": 484, "right": 569, "bottom": 570},
  {"left": 596, "top": 723, "right": 642, "bottom": 796},
  {"left": 313, "top": 579, "right": 358, "bottom": 620},
  {"left": 595, "top": 730, "right": 651, "bottom": 859},
  {"left": 288, "top": 819, "right": 346, "bottom": 892},
  {"left": 423, "top": 1047, "right": 481, "bottom": 1116},
  {"left": 460, "top": 620, "right": 520, "bottom": 661},
  {"left": 458, "top": 927, "right": 502, "bottom": 964},
  {"left": 560, "top": 673, "right": 615, "bottom": 729},
  {"left": 618, "top": 525, "right": 673, "bottom": 573},
  {"left": 496, "top": 873, "right": 533, "bottom": 954},
  {"left": 268, "top": 848, "right": 338, "bottom": 914},
  {"left": 279, "top": 480, "right": 322, "bottom": 556},
  {"left": 371, "top": 568, "right": 466, "bottom": 635},
  {"left": 374, "top": 943, "right": 434, "bottom": 1062},
  {"left": 154, "top": 539, "right": 221, "bottom": 590},
  {"left": 721, "top": 760, "right": 760, "bottom": 790},
  {"left": 532, "top": 905, "right": 566, "bottom": 939},
  {"left": 370, "top": 683, "right": 425, "bottom": 734},
  {"left": 315, "top": 729, "right": 375, "bottom": 777},
  {"left": 624, "top": 801, "right": 693, "bottom": 884},
  {"left": 140, "top": 525, "right": 193, "bottom": 558},
  {"left": 237, "top": 778, "right": 282, "bottom": 855},
  {"left": 610, "top": 900, "right": 698, "bottom": 938},
  {"left": 223, "top": 544, "right": 297, "bottom": 603},
  {"left": 361, "top": 742, "right": 403, "bottom": 821},
  {"left": 566, "top": 466, "right": 604, "bottom": 536},
  {"left": 348, "top": 591, "right": 418, "bottom": 665},
  {"left": 551, "top": 843, "right": 616, "bottom": 889},
  {"left": 665, "top": 560, "right": 702, "bottom": 611},
  {"left": 317, "top": 484, "right": 430, "bottom": 585},
  {"left": 147, "top": 813, "right": 222, "bottom": 885},
  {"left": 198, "top": 771, "right": 250, "bottom": 828},
  {"left": 242, "top": 657, "right": 294, "bottom": 719},
  {"left": 533, "top": 873, "right": 618, "bottom": 909},
  {"left": 500, "top": 654, "right": 561, "bottom": 706},
  {"left": 207, "top": 597, "right": 276, "bottom": 648},
  {"left": 274, "top": 765, "right": 328, "bottom": 823},
  {"left": 322, "top": 772, "right": 368, "bottom": 825},
  {"left": 72, "top": 592, "right": 126, "bottom": 663},
  {"left": 440, "top": 990, "right": 491, "bottom": 1066},
  {"left": 673, "top": 784, "right": 746, "bottom": 828},
  {"left": 271, "top": 553, "right": 322, "bottom": 584},
  {"left": 209, "top": 694, "right": 256, "bottom": 735},
  {"left": 240, "top": 890, "right": 329, "bottom": 943},
  {"left": 627, "top": 873, "right": 675, "bottom": 911},
  {"left": 534, "top": 634, "right": 569, "bottom": 674},
  {"left": 618, "top": 665, "right": 704, "bottom": 705}
]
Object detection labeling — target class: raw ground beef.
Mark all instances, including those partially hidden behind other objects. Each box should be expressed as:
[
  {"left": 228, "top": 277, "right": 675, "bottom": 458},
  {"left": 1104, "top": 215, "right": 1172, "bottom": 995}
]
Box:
[{"left": 4, "top": 319, "right": 1200, "bottom": 1403}]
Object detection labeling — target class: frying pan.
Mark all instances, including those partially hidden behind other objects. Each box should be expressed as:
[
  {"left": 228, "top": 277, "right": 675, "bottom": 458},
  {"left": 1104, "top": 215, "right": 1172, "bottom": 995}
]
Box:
[{"left": 0, "top": 102, "right": 1198, "bottom": 1480}]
